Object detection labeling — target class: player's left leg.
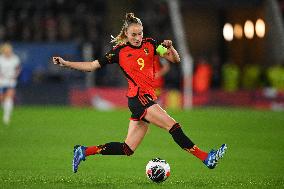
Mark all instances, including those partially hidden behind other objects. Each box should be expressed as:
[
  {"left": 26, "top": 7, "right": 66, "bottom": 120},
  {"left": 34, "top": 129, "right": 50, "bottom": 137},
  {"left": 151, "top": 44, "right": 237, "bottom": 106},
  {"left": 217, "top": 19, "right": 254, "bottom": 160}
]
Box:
[
  {"left": 144, "top": 104, "right": 207, "bottom": 160},
  {"left": 124, "top": 120, "right": 149, "bottom": 151},
  {"left": 2, "top": 88, "right": 15, "bottom": 125},
  {"left": 84, "top": 120, "right": 148, "bottom": 156}
]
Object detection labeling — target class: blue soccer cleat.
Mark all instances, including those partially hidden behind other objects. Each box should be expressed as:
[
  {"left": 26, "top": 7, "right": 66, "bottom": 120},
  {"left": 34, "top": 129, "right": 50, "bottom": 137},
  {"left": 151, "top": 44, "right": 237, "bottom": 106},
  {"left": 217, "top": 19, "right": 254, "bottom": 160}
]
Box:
[
  {"left": 203, "top": 144, "right": 227, "bottom": 169},
  {"left": 72, "top": 145, "right": 86, "bottom": 173}
]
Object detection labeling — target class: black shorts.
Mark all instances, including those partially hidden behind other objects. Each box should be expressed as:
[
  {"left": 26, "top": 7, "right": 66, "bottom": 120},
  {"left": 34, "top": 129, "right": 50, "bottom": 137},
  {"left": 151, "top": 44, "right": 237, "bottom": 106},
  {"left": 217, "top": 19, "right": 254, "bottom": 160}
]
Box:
[{"left": 128, "top": 94, "right": 156, "bottom": 122}]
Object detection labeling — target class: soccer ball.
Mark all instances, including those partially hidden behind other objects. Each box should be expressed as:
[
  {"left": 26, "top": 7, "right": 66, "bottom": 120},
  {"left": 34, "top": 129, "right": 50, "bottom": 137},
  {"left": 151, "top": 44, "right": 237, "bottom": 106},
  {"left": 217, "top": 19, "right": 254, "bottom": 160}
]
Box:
[{"left": 145, "top": 158, "right": 170, "bottom": 183}]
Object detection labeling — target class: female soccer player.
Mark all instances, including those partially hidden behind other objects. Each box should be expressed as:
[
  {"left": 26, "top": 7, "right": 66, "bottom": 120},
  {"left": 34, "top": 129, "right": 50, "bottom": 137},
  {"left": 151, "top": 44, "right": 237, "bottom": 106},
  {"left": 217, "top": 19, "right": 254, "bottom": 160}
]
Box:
[
  {"left": 52, "top": 13, "right": 227, "bottom": 173},
  {"left": 0, "top": 43, "right": 21, "bottom": 125}
]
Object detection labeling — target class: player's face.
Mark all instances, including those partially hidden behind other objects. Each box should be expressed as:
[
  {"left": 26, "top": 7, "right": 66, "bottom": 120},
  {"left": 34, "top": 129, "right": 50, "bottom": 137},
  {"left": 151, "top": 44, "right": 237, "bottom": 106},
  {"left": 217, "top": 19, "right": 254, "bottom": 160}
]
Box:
[{"left": 125, "top": 24, "right": 143, "bottom": 47}]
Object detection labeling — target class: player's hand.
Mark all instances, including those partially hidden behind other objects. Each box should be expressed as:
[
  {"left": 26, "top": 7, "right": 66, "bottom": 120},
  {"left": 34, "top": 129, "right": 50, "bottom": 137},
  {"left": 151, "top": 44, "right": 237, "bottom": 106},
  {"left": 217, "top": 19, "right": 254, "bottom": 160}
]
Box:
[
  {"left": 52, "top": 57, "right": 66, "bottom": 66},
  {"left": 162, "top": 40, "right": 173, "bottom": 48}
]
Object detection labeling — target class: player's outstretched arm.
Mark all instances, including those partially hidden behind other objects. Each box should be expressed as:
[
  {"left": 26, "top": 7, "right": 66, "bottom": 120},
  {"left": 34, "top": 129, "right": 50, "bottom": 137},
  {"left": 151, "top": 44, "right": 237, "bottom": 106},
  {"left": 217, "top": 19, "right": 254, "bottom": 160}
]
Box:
[
  {"left": 161, "top": 40, "right": 180, "bottom": 63},
  {"left": 52, "top": 57, "right": 101, "bottom": 72}
]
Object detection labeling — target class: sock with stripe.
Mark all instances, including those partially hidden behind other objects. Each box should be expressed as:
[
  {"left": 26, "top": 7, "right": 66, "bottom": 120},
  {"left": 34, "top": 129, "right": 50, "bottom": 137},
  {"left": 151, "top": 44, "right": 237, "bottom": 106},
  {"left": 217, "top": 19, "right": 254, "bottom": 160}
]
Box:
[
  {"left": 169, "top": 123, "right": 208, "bottom": 161},
  {"left": 85, "top": 142, "right": 134, "bottom": 156},
  {"left": 188, "top": 146, "right": 208, "bottom": 161}
]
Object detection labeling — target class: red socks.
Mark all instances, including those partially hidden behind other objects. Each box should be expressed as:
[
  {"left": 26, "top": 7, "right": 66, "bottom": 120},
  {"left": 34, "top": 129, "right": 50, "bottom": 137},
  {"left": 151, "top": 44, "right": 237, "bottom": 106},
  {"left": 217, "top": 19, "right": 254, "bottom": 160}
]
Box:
[
  {"left": 188, "top": 146, "right": 208, "bottom": 161},
  {"left": 85, "top": 146, "right": 101, "bottom": 156}
]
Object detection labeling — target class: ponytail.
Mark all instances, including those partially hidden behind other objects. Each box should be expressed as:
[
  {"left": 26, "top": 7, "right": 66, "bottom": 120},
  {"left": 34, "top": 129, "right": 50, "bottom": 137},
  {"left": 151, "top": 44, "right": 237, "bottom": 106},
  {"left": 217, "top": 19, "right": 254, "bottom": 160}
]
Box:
[{"left": 111, "top": 13, "right": 142, "bottom": 45}]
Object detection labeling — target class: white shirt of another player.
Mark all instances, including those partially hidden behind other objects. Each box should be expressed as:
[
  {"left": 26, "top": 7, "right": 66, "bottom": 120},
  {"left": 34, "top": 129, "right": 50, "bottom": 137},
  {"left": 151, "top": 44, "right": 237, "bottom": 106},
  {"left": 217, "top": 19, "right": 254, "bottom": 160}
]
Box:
[{"left": 0, "top": 54, "right": 20, "bottom": 87}]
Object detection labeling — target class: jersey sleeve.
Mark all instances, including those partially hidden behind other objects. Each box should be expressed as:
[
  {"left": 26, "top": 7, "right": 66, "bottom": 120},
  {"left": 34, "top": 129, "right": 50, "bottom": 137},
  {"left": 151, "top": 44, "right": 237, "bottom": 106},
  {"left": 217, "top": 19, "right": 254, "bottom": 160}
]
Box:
[{"left": 98, "top": 48, "right": 119, "bottom": 67}]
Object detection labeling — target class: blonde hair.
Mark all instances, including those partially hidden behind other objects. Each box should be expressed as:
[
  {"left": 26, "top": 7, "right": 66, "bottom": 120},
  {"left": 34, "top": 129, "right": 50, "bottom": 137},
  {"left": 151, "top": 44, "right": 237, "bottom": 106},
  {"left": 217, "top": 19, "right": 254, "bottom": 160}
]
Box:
[
  {"left": 0, "top": 43, "right": 13, "bottom": 54},
  {"left": 111, "top": 13, "right": 142, "bottom": 45}
]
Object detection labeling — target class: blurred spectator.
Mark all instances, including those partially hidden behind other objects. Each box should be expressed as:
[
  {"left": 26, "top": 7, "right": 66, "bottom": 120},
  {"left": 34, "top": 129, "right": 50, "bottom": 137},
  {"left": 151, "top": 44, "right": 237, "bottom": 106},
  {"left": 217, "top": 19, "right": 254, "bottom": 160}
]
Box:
[
  {"left": 0, "top": 0, "right": 105, "bottom": 43},
  {"left": 58, "top": 13, "right": 72, "bottom": 41},
  {"left": 44, "top": 11, "right": 58, "bottom": 42},
  {"left": 267, "top": 64, "right": 284, "bottom": 91},
  {"left": 242, "top": 64, "right": 261, "bottom": 90},
  {"left": 0, "top": 43, "right": 21, "bottom": 125},
  {"left": 210, "top": 52, "right": 222, "bottom": 88},
  {"left": 193, "top": 58, "right": 212, "bottom": 93},
  {"left": 0, "top": 25, "right": 5, "bottom": 41},
  {"left": 222, "top": 62, "right": 240, "bottom": 92}
]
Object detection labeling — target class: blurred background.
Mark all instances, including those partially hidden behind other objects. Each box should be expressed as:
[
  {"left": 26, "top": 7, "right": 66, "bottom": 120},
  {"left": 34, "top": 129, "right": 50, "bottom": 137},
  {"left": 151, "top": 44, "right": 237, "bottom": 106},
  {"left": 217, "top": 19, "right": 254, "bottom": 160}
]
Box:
[{"left": 1, "top": 0, "right": 284, "bottom": 110}]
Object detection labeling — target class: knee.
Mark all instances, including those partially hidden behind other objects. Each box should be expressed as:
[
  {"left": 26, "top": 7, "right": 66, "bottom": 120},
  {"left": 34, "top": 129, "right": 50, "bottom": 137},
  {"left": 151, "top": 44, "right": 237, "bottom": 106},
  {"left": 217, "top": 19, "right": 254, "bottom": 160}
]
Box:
[
  {"left": 123, "top": 143, "right": 134, "bottom": 156},
  {"left": 163, "top": 117, "right": 178, "bottom": 131}
]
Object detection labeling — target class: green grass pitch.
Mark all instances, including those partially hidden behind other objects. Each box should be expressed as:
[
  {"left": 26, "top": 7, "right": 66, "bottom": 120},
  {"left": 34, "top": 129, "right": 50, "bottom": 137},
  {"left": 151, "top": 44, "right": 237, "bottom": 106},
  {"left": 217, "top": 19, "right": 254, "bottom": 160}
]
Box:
[{"left": 0, "top": 106, "right": 284, "bottom": 188}]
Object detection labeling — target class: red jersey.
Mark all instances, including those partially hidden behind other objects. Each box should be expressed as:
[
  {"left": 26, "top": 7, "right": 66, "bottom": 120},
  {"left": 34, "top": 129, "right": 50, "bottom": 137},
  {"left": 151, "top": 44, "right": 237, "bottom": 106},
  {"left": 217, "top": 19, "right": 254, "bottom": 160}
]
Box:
[
  {"left": 153, "top": 55, "right": 165, "bottom": 89},
  {"left": 98, "top": 38, "right": 159, "bottom": 100}
]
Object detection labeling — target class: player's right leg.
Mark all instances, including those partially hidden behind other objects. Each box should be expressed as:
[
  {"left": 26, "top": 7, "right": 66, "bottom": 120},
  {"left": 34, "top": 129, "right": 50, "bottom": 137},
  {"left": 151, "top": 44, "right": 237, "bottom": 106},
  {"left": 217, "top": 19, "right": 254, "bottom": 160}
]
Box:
[
  {"left": 144, "top": 104, "right": 227, "bottom": 169},
  {"left": 72, "top": 120, "right": 148, "bottom": 173}
]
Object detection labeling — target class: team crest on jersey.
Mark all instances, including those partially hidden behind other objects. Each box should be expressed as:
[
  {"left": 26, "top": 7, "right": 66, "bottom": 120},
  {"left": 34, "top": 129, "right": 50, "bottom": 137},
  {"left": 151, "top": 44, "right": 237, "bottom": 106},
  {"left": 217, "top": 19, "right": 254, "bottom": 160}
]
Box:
[
  {"left": 106, "top": 53, "right": 115, "bottom": 62},
  {"left": 144, "top": 48, "right": 149, "bottom": 55}
]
